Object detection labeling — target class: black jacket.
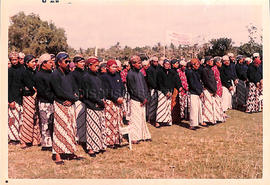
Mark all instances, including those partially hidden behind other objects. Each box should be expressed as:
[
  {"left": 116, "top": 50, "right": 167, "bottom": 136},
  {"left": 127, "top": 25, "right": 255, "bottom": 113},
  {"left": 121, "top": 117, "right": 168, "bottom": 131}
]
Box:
[
  {"left": 100, "top": 72, "right": 125, "bottom": 103},
  {"left": 71, "top": 68, "right": 85, "bottom": 98},
  {"left": 157, "top": 68, "right": 180, "bottom": 95},
  {"left": 247, "top": 64, "right": 262, "bottom": 84},
  {"left": 82, "top": 70, "right": 105, "bottom": 110},
  {"left": 35, "top": 68, "right": 54, "bottom": 104},
  {"left": 8, "top": 65, "right": 24, "bottom": 104},
  {"left": 146, "top": 65, "right": 159, "bottom": 89},
  {"left": 186, "top": 68, "right": 203, "bottom": 95},
  {"left": 50, "top": 68, "right": 79, "bottom": 105},
  {"left": 126, "top": 68, "right": 149, "bottom": 103},
  {"left": 220, "top": 64, "right": 236, "bottom": 89},
  {"left": 235, "top": 63, "right": 248, "bottom": 81},
  {"left": 21, "top": 67, "right": 36, "bottom": 96},
  {"left": 171, "top": 68, "right": 182, "bottom": 90},
  {"left": 201, "top": 65, "right": 217, "bottom": 94}
]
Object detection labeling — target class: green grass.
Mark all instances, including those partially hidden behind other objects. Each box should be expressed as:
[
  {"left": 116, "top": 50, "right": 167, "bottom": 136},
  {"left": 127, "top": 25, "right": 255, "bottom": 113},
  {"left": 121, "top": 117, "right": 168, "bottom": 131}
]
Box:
[{"left": 8, "top": 110, "right": 262, "bottom": 179}]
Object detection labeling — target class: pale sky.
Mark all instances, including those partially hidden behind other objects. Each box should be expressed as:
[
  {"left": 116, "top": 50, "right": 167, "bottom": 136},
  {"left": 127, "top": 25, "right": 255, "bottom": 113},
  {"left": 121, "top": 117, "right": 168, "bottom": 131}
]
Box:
[{"left": 6, "top": 0, "right": 263, "bottom": 49}]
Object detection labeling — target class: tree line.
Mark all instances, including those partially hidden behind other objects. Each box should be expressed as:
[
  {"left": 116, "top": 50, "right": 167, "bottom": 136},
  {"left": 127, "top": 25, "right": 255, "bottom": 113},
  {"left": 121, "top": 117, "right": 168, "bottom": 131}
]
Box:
[{"left": 8, "top": 12, "right": 262, "bottom": 60}]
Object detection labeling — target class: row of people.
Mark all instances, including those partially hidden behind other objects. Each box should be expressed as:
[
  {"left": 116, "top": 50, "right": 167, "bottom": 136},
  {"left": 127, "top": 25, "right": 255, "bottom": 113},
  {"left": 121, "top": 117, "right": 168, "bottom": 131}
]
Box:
[{"left": 8, "top": 51, "right": 263, "bottom": 165}]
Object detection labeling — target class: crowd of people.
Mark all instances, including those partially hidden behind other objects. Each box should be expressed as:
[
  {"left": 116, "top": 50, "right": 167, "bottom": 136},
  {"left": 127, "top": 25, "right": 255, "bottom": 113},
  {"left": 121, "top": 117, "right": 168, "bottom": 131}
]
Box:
[{"left": 8, "top": 51, "right": 263, "bottom": 165}]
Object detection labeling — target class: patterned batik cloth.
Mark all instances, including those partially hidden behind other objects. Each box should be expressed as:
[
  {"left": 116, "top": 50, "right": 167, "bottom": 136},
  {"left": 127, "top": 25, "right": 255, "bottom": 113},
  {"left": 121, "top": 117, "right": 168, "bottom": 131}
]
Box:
[
  {"left": 104, "top": 100, "right": 122, "bottom": 146},
  {"left": 189, "top": 94, "right": 203, "bottom": 127},
  {"left": 8, "top": 102, "right": 23, "bottom": 142},
  {"left": 85, "top": 108, "right": 107, "bottom": 153},
  {"left": 213, "top": 95, "right": 225, "bottom": 122},
  {"left": 235, "top": 80, "right": 248, "bottom": 111},
  {"left": 123, "top": 85, "right": 131, "bottom": 121},
  {"left": 147, "top": 89, "right": 158, "bottom": 123},
  {"left": 52, "top": 101, "right": 77, "bottom": 154},
  {"left": 171, "top": 88, "right": 181, "bottom": 124},
  {"left": 156, "top": 91, "right": 172, "bottom": 125},
  {"left": 75, "top": 101, "right": 86, "bottom": 142},
  {"left": 246, "top": 82, "right": 262, "bottom": 113},
  {"left": 129, "top": 99, "right": 151, "bottom": 141},
  {"left": 178, "top": 69, "right": 189, "bottom": 120},
  {"left": 221, "top": 86, "right": 232, "bottom": 112},
  {"left": 38, "top": 102, "right": 54, "bottom": 147},
  {"left": 20, "top": 95, "right": 41, "bottom": 145},
  {"left": 202, "top": 89, "right": 217, "bottom": 123}
]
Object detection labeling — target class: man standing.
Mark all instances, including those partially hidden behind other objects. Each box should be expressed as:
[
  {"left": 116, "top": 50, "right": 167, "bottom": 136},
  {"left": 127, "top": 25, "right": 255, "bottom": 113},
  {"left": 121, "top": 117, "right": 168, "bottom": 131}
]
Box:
[
  {"left": 50, "top": 52, "right": 81, "bottom": 164},
  {"left": 127, "top": 55, "right": 151, "bottom": 144},
  {"left": 35, "top": 53, "right": 55, "bottom": 151},
  {"left": 8, "top": 52, "right": 24, "bottom": 144}
]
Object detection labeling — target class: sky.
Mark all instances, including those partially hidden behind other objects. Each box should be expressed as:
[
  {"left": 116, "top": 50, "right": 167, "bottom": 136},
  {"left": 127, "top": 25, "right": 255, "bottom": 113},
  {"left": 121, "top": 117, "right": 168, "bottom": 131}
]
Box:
[{"left": 5, "top": 0, "right": 264, "bottom": 50}]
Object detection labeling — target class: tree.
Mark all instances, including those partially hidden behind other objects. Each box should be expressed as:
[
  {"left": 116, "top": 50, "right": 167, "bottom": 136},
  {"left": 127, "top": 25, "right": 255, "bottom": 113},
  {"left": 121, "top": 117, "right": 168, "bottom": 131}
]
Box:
[
  {"left": 204, "top": 37, "right": 233, "bottom": 56},
  {"left": 8, "top": 12, "right": 69, "bottom": 56}
]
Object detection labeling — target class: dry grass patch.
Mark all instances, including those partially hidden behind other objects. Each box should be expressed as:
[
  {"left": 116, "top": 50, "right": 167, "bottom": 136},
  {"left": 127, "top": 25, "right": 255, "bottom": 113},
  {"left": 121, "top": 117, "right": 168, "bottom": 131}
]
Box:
[{"left": 8, "top": 110, "right": 262, "bottom": 179}]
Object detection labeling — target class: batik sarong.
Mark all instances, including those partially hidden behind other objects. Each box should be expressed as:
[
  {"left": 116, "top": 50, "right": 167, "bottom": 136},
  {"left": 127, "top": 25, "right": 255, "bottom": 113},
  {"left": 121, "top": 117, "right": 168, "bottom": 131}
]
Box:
[
  {"left": 123, "top": 85, "right": 131, "bottom": 121},
  {"left": 148, "top": 89, "right": 158, "bottom": 123},
  {"left": 189, "top": 94, "right": 203, "bottom": 127},
  {"left": 129, "top": 99, "right": 151, "bottom": 141},
  {"left": 8, "top": 102, "right": 23, "bottom": 142},
  {"left": 171, "top": 88, "right": 181, "bottom": 124},
  {"left": 202, "top": 89, "right": 216, "bottom": 123},
  {"left": 75, "top": 100, "right": 86, "bottom": 143},
  {"left": 222, "top": 86, "right": 232, "bottom": 112},
  {"left": 213, "top": 95, "right": 224, "bottom": 122},
  {"left": 39, "top": 102, "right": 54, "bottom": 147},
  {"left": 86, "top": 108, "right": 107, "bottom": 153},
  {"left": 104, "top": 100, "right": 122, "bottom": 146},
  {"left": 156, "top": 91, "right": 172, "bottom": 125},
  {"left": 20, "top": 95, "right": 41, "bottom": 145},
  {"left": 236, "top": 80, "right": 248, "bottom": 111},
  {"left": 52, "top": 101, "right": 77, "bottom": 154},
  {"left": 246, "top": 82, "right": 262, "bottom": 113}
]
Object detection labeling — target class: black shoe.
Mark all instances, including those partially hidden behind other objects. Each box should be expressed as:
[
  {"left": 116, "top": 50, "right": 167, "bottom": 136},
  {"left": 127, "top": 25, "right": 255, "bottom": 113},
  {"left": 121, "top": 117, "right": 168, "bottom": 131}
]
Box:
[
  {"left": 145, "top": 139, "right": 152, "bottom": 142},
  {"left": 88, "top": 153, "right": 96, "bottom": 157},
  {"left": 41, "top": 147, "right": 52, "bottom": 151},
  {"left": 189, "top": 126, "right": 197, "bottom": 130},
  {"left": 55, "top": 161, "right": 64, "bottom": 165}
]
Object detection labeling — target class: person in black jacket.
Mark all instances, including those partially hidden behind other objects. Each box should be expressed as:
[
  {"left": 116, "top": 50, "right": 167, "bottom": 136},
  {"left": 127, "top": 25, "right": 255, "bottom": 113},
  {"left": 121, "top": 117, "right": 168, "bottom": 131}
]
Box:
[
  {"left": 8, "top": 51, "right": 24, "bottom": 144},
  {"left": 101, "top": 59, "right": 125, "bottom": 149},
  {"left": 246, "top": 58, "right": 263, "bottom": 113},
  {"left": 145, "top": 56, "right": 159, "bottom": 127},
  {"left": 235, "top": 55, "right": 248, "bottom": 111},
  {"left": 71, "top": 55, "right": 87, "bottom": 144},
  {"left": 156, "top": 59, "right": 177, "bottom": 126},
  {"left": 19, "top": 54, "right": 41, "bottom": 149},
  {"left": 126, "top": 55, "right": 151, "bottom": 144},
  {"left": 50, "top": 52, "right": 82, "bottom": 164},
  {"left": 186, "top": 58, "right": 204, "bottom": 130},
  {"left": 220, "top": 55, "right": 238, "bottom": 113},
  {"left": 82, "top": 57, "right": 107, "bottom": 157},
  {"left": 201, "top": 56, "right": 217, "bottom": 125},
  {"left": 35, "top": 53, "right": 55, "bottom": 151}
]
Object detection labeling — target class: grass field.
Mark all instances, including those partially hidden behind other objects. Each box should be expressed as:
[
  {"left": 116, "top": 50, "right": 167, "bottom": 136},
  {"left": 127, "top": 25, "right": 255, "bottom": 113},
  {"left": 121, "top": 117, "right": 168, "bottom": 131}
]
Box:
[{"left": 8, "top": 110, "right": 262, "bottom": 179}]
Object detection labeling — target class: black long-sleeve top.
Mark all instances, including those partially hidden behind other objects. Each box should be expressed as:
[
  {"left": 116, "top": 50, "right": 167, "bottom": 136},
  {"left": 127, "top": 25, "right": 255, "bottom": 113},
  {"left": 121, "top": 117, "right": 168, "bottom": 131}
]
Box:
[
  {"left": 230, "top": 62, "right": 238, "bottom": 79},
  {"left": 171, "top": 68, "right": 182, "bottom": 90},
  {"left": 50, "top": 68, "right": 79, "bottom": 105},
  {"left": 186, "top": 68, "right": 203, "bottom": 95},
  {"left": 82, "top": 70, "right": 105, "bottom": 110},
  {"left": 146, "top": 65, "right": 159, "bottom": 89},
  {"left": 100, "top": 72, "right": 125, "bottom": 103},
  {"left": 247, "top": 64, "right": 262, "bottom": 84},
  {"left": 35, "top": 68, "right": 54, "bottom": 104},
  {"left": 71, "top": 68, "right": 85, "bottom": 98},
  {"left": 235, "top": 63, "right": 248, "bottom": 81},
  {"left": 201, "top": 65, "right": 217, "bottom": 94},
  {"left": 157, "top": 68, "right": 180, "bottom": 95},
  {"left": 21, "top": 67, "right": 36, "bottom": 96},
  {"left": 126, "top": 68, "right": 149, "bottom": 103},
  {"left": 8, "top": 65, "right": 24, "bottom": 105},
  {"left": 220, "top": 65, "right": 236, "bottom": 89}
]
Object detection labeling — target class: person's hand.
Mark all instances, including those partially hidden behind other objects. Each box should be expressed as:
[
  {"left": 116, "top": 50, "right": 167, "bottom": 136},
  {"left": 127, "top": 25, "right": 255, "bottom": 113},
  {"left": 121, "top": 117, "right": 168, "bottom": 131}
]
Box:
[
  {"left": 234, "top": 79, "right": 239, "bottom": 85},
  {"left": 256, "top": 82, "right": 260, "bottom": 88},
  {"left": 9, "top": 102, "right": 15, "bottom": 109},
  {"left": 116, "top": 97, "right": 124, "bottom": 105},
  {"left": 141, "top": 99, "right": 147, "bottom": 106},
  {"left": 63, "top": 101, "right": 72, "bottom": 106},
  {"left": 199, "top": 93, "right": 204, "bottom": 98},
  {"left": 166, "top": 92, "right": 171, "bottom": 98},
  {"left": 179, "top": 87, "right": 183, "bottom": 92},
  {"left": 229, "top": 86, "right": 233, "bottom": 91}
]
